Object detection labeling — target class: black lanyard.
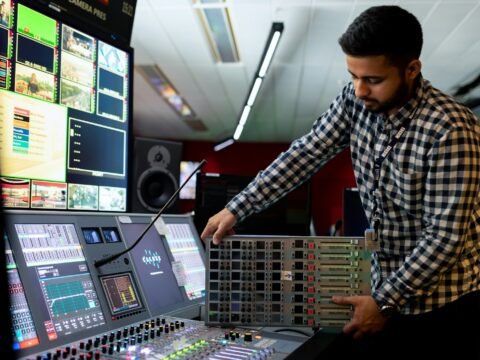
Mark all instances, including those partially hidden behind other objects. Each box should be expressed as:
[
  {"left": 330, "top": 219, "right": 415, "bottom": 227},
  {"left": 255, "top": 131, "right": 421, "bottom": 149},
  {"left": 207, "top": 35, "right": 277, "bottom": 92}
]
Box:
[{"left": 371, "top": 105, "right": 420, "bottom": 231}]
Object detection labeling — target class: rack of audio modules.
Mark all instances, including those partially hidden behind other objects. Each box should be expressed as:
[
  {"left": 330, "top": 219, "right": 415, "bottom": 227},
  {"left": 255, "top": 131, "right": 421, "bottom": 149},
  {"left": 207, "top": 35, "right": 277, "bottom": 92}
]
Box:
[{"left": 206, "top": 236, "right": 371, "bottom": 328}]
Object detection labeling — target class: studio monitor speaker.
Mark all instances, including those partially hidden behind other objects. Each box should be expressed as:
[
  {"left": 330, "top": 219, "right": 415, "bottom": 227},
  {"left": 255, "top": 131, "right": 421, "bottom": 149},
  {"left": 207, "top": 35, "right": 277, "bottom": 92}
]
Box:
[{"left": 131, "top": 137, "right": 182, "bottom": 213}]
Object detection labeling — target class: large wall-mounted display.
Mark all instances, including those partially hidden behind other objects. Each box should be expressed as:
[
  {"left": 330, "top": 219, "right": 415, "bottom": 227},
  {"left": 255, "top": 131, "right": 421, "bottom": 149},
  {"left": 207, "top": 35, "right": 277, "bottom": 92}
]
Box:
[{"left": 0, "top": 0, "right": 132, "bottom": 212}]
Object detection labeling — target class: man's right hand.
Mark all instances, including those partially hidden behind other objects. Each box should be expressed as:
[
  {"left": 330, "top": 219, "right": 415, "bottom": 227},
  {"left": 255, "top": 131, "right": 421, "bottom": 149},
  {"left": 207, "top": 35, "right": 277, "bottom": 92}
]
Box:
[{"left": 200, "top": 208, "right": 237, "bottom": 245}]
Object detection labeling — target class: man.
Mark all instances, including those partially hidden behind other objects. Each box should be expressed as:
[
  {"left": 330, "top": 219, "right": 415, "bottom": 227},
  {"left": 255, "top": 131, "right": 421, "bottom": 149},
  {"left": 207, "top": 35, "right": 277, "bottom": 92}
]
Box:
[{"left": 201, "top": 5, "right": 480, "bottom": 359}]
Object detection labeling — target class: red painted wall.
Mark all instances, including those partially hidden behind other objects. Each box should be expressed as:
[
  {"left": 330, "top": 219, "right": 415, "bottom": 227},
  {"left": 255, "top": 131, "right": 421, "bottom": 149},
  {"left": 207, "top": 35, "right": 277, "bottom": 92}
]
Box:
[{"left": 180, "top": 141, "right": 357, "bottom": 235}]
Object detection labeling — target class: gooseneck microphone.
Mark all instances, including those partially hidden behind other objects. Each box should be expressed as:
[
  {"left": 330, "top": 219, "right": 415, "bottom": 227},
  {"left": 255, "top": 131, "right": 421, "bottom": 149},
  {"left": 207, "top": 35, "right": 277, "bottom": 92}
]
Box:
[{"left": 94, "top": 159, "right": 207, "bottom": 268}]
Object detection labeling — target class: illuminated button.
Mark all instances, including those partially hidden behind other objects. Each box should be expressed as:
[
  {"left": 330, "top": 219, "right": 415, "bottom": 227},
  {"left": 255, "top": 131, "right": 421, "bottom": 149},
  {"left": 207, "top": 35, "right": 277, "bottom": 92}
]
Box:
[{"left": 244, "top": 332, "right": 253, "bottom": 342}]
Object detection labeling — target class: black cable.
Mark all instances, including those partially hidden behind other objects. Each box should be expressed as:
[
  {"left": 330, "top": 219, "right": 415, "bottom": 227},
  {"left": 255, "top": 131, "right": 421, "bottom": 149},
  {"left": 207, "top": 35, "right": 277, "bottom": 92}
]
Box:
[{"left": 273, "top": 328, "right": 313, "bottom": 337}]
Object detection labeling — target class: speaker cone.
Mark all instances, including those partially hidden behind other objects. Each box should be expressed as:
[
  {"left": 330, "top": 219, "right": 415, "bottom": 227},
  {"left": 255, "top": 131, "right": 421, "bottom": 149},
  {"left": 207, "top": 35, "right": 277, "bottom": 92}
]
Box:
[{"left": 137, "top": 167, "right": 178, "bottom": 212}]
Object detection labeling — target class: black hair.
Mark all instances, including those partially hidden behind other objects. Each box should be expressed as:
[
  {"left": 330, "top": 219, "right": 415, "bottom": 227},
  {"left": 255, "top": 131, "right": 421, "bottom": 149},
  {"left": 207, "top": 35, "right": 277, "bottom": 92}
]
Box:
[{"left": 338, "top": 6, "right": 423, "bottom": 67}]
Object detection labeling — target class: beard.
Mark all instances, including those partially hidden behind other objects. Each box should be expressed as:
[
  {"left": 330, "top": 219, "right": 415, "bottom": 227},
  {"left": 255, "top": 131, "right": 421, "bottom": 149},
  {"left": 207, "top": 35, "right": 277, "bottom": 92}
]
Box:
[{"left": 360, "top": 79, "right": 410, "bottom": 114}]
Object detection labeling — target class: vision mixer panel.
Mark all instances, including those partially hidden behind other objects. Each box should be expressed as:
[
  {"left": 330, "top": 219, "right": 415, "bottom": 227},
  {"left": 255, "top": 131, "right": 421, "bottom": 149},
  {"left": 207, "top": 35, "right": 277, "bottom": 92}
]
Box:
[
  {"left": 206, "top": 236, "right": 371, "bottom": 328},
  {"left": 21, "top": 315, "right": 306, "bottom": 360}
]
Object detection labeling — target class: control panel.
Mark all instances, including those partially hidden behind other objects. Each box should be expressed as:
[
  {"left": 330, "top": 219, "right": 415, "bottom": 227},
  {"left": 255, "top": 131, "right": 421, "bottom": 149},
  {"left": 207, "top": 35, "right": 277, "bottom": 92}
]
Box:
[
  {"left": 21, "top": 315, "right": 305, "bottom": 360},
  {"left": 3, "top": 211, "right": 208, "bottom": 358}
]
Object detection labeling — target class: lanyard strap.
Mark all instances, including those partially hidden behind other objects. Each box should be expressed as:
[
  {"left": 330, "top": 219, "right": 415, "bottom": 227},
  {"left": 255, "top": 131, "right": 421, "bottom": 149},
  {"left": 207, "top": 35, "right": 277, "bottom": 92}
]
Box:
[
  {"left": 373, "top": 118, "right": 412, "bottom": 191},
  {"left": 370, "top": 104, "right": 420, "bottom": 231}
]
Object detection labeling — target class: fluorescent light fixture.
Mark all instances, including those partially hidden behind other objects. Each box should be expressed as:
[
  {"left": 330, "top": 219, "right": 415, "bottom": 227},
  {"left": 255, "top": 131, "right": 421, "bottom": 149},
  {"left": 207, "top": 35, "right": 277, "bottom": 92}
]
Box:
[
  {"left": 214, "top": 137, "right": 235, "bottom": 151},
  {"left": 214, "top": 22, "right": 283, "bottom": 150},
  {"left": 238, "top": 105, "right": 251, "bottom": 126},
  {"left": 258, "top": 30, "right": 282, "bottom": 77},
  {"left": 195, "top": 0, "right": 239, "bottom": 63},
  {"left": 247, "top": 78, "right": 263, "bottom": 106},
  {"left": 233, "top": 124, "right": 244, "bottom": 140},
  {"left": 136, "top": 65, "right": 207, "bottom": 131}
]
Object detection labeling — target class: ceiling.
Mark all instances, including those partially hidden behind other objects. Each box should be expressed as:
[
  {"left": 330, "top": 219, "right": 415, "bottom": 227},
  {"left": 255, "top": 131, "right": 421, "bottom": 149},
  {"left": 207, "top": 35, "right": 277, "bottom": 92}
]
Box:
[{"left": 130, "top": 0, "right": 480, "bottom": 144}]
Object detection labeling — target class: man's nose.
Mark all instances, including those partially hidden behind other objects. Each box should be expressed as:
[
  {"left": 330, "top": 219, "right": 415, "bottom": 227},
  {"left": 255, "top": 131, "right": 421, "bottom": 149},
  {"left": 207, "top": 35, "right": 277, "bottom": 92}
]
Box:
[{"left": 355, "top": 80, "right": 370, "bottom": 98}]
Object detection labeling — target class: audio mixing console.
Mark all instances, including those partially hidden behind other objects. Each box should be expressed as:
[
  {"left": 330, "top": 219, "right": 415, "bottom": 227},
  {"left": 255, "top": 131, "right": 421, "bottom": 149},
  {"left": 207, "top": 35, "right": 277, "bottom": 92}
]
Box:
[
  {"left": 206, "top": 236, "right": 371, "bottom": 329},
  {"left": 21, "top": 316, "right": 305, "bottom": 359}
]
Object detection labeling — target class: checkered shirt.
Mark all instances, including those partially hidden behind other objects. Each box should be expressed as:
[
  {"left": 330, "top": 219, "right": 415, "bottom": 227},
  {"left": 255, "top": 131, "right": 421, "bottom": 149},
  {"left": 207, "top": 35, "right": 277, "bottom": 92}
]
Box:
[{"left": 226, "top": 77, "right": 480, "bottom": 314}]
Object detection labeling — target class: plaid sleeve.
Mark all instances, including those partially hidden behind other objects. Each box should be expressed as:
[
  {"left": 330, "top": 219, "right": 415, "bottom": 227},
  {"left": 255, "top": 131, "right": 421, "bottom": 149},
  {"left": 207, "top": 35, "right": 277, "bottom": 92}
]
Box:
[
  {"left": 226, "top": 86, "right": 354, "bottom": 222},
  {"left": 373, "top": 123, "right": 480, "bottom": 308}
]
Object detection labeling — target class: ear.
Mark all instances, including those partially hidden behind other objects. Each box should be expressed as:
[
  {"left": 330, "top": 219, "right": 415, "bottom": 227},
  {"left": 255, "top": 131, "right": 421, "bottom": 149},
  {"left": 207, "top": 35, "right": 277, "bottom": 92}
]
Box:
[{"left": 406, "top": 59, "right": 422, "bottom": 80}]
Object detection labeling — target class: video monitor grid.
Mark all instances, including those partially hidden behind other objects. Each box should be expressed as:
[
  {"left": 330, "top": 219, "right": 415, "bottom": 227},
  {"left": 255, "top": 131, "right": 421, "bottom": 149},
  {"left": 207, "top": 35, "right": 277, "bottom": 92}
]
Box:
[{"left": 0, "top": 1, "right": 131, "bottom": 212}]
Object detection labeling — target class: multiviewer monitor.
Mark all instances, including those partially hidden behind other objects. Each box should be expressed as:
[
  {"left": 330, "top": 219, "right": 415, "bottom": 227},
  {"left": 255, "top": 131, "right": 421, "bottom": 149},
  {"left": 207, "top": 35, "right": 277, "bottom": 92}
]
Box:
[
  {"left": 118, "top": 214, "right": 206, "bottom": 317},
  {"left": 0, "top": 0, "right": 132, "bottom": 212}
]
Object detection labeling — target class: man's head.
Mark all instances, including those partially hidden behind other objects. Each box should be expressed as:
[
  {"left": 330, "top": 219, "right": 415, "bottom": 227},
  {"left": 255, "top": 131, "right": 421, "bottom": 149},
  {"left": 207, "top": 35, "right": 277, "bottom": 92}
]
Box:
[
  {"left": 339, "top": 5, "right": 422, "bottom": 68},
  {"left": 338, "top": 6, "right": 423, "bottom": 114}
]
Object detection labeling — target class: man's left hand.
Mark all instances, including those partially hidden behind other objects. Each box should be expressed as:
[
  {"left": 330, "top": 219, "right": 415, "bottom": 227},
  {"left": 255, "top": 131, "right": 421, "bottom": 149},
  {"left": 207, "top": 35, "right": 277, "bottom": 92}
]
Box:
[{"left": 331, "top": 295, "right": 388, "bottom": 340}]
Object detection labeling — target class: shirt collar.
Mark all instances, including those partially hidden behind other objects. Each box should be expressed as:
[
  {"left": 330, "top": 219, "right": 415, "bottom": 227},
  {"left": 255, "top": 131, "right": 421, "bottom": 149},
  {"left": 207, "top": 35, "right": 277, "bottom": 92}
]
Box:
[{"left": 386, "top": 76, "right": 424, "bottom": 129}]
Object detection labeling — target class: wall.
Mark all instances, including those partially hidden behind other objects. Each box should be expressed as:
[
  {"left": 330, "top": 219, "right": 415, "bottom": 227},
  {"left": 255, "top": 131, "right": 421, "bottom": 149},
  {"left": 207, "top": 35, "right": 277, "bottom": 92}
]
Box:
[{"left": 180, "top": 141, "right": 357, "bottom": 236}]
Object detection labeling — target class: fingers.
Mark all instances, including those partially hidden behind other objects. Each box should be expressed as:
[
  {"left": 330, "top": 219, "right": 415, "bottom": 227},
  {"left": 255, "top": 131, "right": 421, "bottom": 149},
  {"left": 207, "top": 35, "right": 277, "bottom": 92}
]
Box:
[
  {"left": 200, "top": 208, "right": 236, "bottom": 245},
  {"left": 200, "top": 222, "right": 215, "bottom": 242},
  {"left": 332, "top": 295, "right": 356, "bottom": 306}
]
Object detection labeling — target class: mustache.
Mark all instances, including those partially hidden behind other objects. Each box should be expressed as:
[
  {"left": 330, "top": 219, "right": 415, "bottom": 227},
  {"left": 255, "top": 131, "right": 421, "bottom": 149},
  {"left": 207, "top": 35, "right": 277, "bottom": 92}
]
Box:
[{"left": 358, "top": 97, "right": 377, "bottom": 102}]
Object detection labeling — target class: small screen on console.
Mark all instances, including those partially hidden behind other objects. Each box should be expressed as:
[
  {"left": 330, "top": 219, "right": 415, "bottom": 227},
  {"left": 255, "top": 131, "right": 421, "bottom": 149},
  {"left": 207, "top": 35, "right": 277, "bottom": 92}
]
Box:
[
  {"left": 100, "top": 273, "right": 142, "bottom": 315},
  {"left": 82, "top": 227, "right": 103, "bottom": 244},
  {"left": 162, "top": 216, "right": 206, "bottom": 301},
  {"left": 102, "top": 227, "right": 121, "bottom": 243}
]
